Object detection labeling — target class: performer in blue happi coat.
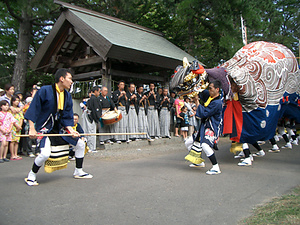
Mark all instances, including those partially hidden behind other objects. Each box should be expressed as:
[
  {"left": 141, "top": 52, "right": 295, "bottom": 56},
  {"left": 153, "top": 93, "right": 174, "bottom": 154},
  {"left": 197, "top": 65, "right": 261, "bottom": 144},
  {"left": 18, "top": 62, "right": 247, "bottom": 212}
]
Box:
[
  {"left": 185, "top": 80, "right": 223, "bottom": 175},
  {"left": 24, "top": 68, "right": 93, "bottom": 186}
]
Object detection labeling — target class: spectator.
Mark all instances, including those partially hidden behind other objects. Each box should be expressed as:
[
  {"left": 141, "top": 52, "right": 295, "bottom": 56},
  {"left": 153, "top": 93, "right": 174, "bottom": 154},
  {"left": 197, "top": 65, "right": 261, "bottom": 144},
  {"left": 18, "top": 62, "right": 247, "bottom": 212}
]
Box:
[
  {"left": 84, "top": 86, "right": 101, "bottom": 152},
  {"left": 178, "top": 106, "right": 189, "bottom": 140},
  {"left": 14, "top": 91, "right": 25, "bottom": 156},
  {"left": 99, "top": 86, "right": 117, "bottom": 144},
  {"left": 69, "top": 113, "right": 85, "bottom": 160},
  {"left": 189, "top": 100, "right": 198, "bottom": 134},
  {"left": 157, "top": 87, "right": 163, "bottom": 99},
  {"left": 126, "top": 83, "right": 138, "bottom": 141},
  {"left": 14, "top": 91, "right": 24, "bottom": 107},
  {"left": 22, "top": 97, "right": 37, "bottom": 158},
  {"left": 159, "top": 88, "right": 171, "bottom": 138},
  {"left": 0, "top": 100, "right": 17, "bottom": 163},
  {"left": 184, "top": 96, "right": 196, "bottom": 137},
  {"left": 157, "top": 87, "right": 163, "bottom": 116},
  {"left": 9, "top": 95, "right": 24, "bottom": 160},
  {"left": 136, "top": 84, "right": 150, "bottom": 140},
  {"left": 80, "top": 89, "right": 92, "bottom": 111},
  {"left": 146, "top": 83, "right": 160, "bottom": 139},
  {"left": 111, "top": 80, "right": 129, "bottom": 143},
  {"left": 169, "top": 91, "right": 176, "bottom": 134},
  {"left": 0, "top": 84, "right": 15, "bottom": 106},
  {"left": 174, "top": 96, "right": 184, "bottom": 137}
]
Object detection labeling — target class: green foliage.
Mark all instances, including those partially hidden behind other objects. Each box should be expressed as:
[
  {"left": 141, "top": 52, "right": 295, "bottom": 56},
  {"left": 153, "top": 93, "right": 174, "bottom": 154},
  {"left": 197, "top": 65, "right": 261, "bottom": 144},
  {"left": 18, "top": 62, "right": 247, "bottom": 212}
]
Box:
[
  {"left": 0, "top": 0, "right": 61, "bottom": 91},
  {"left": 0, "top": 0, "right": 299, "bottom": 91},
  {"left": 249, "top": 0, "right": 300, "bottom": 54}
]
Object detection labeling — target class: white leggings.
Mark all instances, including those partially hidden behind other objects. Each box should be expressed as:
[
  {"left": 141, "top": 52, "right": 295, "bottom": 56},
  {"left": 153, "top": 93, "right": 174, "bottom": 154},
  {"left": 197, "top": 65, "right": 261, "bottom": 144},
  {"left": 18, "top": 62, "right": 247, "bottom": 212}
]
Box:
[
  {"left": 35, "top": 138, "right": 85, "bottom": 167},
  {"left": 201, "top": 143, "right": 214, "bottom": 157}
]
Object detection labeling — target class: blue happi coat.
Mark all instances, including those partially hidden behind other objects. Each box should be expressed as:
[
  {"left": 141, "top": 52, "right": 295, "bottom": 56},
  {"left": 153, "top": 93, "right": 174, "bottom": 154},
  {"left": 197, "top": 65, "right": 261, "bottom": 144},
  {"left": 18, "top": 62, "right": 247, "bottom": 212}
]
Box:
[
  {"left": 25, "top": 84, "right": 77, "bottom": 147},
  {"left": 196, "top": 91, "right": 223, "bottom": 146}
]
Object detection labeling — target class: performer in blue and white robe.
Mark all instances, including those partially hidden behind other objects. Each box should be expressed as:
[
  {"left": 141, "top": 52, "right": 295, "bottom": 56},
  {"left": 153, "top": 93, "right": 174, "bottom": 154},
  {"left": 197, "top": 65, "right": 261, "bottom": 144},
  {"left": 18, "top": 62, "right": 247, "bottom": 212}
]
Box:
[
  {"left": 24, "top": 69, "right": 93, "bottom": 186},
  {"left": 185, "top": 81, "right": 223, "bottom": 175}
]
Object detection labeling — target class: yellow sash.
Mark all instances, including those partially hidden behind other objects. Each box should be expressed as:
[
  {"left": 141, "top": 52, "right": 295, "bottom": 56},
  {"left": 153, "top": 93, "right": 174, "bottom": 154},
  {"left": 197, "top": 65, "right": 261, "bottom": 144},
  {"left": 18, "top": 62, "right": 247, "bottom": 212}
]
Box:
[
  {"left": 55, "top": 83, "right": 64, "bottom": 110},
  {"left": 204, "top": 96, "right": 214, "bottom": 107},
  {"left": 72, "top": 123, "right": 78, "bottom": 131},
  {"left": 233, "top": 93, "right": 239, "bottom": 101}
]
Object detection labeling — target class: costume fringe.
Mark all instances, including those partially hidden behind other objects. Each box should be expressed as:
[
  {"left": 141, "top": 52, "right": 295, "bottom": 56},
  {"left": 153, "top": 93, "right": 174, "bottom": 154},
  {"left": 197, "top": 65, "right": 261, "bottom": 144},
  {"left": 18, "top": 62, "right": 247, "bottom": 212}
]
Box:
[
  {"left": 230, "top": 142, "right": 243, "bottom": 154},
  {"left": 85, "top": 143, "right": 89, "bottom": 155},
  {"left": 44, "top": 156, "right": 69, "bottom": 173},
  {"left": 185, "top": 150, "right": 205, "bottom": 164}
]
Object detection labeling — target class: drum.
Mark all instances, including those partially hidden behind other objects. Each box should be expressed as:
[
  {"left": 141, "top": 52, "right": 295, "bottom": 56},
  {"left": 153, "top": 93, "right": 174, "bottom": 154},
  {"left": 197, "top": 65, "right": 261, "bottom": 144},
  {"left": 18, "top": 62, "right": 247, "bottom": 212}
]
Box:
[{"left": 101, "top": 110, "right": 122, "bottom": 125}]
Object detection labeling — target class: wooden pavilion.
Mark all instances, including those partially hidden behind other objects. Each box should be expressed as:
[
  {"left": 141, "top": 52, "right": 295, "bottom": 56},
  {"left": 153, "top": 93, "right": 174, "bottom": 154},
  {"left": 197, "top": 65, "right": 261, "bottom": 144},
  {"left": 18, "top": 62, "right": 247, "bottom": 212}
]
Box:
[{"left": 30, "top": 0, "right": 197, "bottom": 91}]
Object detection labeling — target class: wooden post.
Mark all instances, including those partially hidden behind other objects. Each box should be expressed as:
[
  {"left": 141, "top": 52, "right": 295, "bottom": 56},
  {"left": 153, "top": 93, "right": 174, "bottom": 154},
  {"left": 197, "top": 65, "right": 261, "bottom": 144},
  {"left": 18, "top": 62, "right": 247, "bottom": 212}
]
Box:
[{"left": 101, "top": 59, "right": 112, "bottom": 93}]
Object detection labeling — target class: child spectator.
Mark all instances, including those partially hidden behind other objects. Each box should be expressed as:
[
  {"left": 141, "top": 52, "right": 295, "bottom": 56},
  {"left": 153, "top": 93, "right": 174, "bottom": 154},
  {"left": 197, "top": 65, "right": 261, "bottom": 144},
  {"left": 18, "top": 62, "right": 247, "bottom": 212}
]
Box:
[
  {"left": 0, "top": 100, "right": 17, "bottom": 162},
  {"left": 14, "top": 91, "right": 24, "bottom": 107},
  {"left": 174, "top": 97, "right": 185, "bottom": 137},
  {"left": 69, "top": 113, "right": 85, "bottom": 160},
  {"left": 179, "top": 106, "right": 189, "bottom": 140},
  {"left": 14, "top": 91, "right": 25, "bottom": 156},
  {"left": 9, "top": 95, "right": 24, "bottom": 160}
]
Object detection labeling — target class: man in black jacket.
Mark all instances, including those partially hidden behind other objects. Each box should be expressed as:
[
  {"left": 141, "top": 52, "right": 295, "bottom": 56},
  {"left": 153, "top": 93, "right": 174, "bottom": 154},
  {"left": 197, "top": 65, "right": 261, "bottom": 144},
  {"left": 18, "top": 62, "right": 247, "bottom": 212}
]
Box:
[
  {"left": 145, "top": 83, "right": 160, "bottom": 138},
  {"left": 86, "top": 86, "right": 101, "bottom": 152},
  {"left": 126, "top": 83, "right": 138, "bottom": 141},
  {"left": 158, "top": 88, "right": 171, "bottom": 138},
  {"left": 111, "top": 81, "right": 128, "bottom": 143}
]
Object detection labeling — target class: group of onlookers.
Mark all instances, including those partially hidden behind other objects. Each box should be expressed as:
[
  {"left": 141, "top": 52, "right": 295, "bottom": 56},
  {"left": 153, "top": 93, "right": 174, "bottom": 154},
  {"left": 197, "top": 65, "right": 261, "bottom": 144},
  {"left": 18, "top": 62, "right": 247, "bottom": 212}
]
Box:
[
  {"left": 0, "top": 84, "right": 39, "bottom": 163},
  {"left": 80, "top": 80, "right": 200, "bottom": 152}
]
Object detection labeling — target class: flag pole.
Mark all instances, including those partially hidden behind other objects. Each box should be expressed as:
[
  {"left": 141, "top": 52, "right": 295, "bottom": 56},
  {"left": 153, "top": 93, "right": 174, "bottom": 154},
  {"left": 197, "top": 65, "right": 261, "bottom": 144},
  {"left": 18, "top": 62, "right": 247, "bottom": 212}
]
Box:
[{"left": 241, "top": 15, "right": 247, "bottom": 46}]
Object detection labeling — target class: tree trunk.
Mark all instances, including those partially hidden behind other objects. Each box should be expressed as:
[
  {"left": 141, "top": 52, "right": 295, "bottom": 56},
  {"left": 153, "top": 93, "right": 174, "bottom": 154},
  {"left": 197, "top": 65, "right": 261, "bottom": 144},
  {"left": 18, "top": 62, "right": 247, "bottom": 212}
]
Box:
[{"left": 11, "top": 11, "right": 31, "bottom": 93}]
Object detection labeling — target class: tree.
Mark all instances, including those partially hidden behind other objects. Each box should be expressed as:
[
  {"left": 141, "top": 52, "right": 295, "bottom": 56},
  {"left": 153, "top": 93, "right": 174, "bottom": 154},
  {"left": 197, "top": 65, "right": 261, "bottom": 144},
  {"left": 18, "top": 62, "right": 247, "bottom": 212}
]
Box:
[
  {"left": 249, "top": 0, "right": 299, "bottom": 55},
  {"left": 0, "top": 0, "right": 59, "bottom": 92}
]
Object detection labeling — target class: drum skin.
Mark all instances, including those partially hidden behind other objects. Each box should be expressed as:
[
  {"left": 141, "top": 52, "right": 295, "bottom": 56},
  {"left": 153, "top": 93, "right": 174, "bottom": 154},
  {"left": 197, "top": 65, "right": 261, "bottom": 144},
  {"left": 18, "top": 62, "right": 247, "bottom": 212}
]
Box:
[{"left": 102, "top": 110, "right": 123, "bottom": 125}]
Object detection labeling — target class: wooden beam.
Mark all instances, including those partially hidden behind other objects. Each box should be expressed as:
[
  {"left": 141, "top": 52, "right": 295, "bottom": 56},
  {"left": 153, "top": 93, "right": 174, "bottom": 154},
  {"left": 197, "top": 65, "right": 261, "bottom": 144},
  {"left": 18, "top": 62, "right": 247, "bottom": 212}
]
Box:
[
  {"left": 70, "top": 56, "right": 103, "bottom": 67},
  {"left": 73, "top": 70, "right": 103, "bottom": 80},
  {"left": 30, "top": 14, "right": 67, "bottom": 70},
  {"left": 65, "top": 10, "right": 111, "bottom": 61},
  {"left": 109, "top": 69, "right": 165, "bottom": 82},
  {"left": 101, "top": 60, "right": 112, "bottom": 92}
]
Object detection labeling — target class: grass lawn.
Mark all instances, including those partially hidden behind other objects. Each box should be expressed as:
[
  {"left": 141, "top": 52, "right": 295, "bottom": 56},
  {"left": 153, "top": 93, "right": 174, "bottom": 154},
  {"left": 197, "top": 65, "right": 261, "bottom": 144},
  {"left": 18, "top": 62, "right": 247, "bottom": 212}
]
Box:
[{"left": 240, "top": 186, "right": 300, "bottom": 225}]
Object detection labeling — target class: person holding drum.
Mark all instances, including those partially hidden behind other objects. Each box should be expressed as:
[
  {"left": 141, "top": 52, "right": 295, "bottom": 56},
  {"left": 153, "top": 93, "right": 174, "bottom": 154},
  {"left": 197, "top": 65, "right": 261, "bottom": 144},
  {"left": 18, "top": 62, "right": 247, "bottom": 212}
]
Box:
[
  {"left": 145, "top": 83, "right": 160, "bottom": 139},
  {"left": 99, "top": 86, "right": 117, "bottom": 145},
  {"left": 126, "top": 83, "right": 139, "bottom": 141},
  {"left": 111, "top": 80, "right": 129, "bottom": 144}
]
